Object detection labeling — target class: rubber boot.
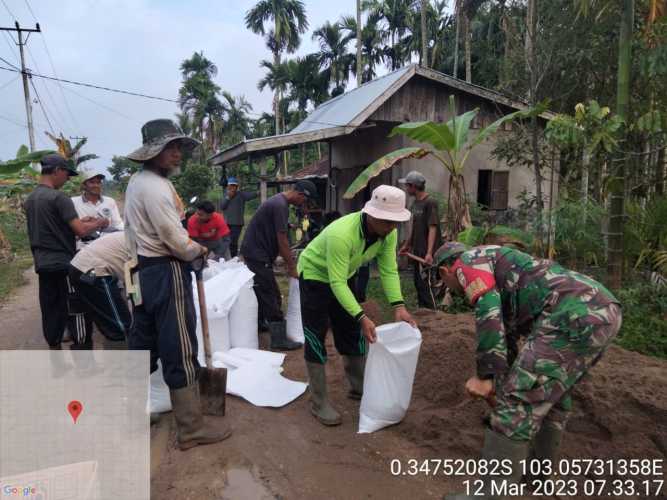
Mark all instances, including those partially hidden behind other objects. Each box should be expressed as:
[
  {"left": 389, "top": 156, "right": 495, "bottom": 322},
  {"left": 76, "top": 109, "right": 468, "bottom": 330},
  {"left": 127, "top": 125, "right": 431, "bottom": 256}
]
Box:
[
  {"left": 306, "top": 362, "right": 341, "bottom": 426},
  {"left": 170, "top": 384, "right": 232, "bottom": 451},
  {"left": 269, "top": 321, "right": 302, "bottom": 351},
  {"left": 342, "top": 355, "right": 366, "bottom": 400},
  {"left": 526, "top": 421, "right": 563, "bottom": 484},
  {"left": 446, "top": 428, "right": 530, "bottom": 500}
]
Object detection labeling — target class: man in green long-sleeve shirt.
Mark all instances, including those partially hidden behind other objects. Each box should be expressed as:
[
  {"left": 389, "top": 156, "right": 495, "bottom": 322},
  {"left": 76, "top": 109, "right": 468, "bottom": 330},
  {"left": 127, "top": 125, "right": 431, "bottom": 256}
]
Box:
[{"left": 297, "top": 185, "right": 416, "bottom": 426}]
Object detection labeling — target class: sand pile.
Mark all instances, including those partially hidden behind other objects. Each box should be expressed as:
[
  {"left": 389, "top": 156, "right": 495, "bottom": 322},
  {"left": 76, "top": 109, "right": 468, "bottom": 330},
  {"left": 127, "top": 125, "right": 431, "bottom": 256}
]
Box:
[{"left": 399, "top": 309, "right": 667, "bottom": 488}]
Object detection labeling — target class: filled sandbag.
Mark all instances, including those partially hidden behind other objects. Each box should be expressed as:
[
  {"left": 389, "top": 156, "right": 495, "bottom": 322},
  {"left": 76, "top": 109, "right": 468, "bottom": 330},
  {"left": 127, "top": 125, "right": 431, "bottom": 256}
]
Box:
[
  {"left": 148, "top": 361, "right": 171, "bottom": 413},
  {"left": 358, "top": 322, "right": 422, "bottom": 433},
  {"left": 229, "top": 281, "right": 259, "bottom": 349},
  {"left": 285, "top": 278, "right": 304, "bottom": 343}
]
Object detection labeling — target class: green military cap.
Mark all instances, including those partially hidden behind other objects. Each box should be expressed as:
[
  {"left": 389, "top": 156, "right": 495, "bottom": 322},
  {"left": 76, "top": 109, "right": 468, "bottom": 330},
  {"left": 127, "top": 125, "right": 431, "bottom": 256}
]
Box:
[{"left": 434, "top": 241, "right": 470, "bottom": 266}]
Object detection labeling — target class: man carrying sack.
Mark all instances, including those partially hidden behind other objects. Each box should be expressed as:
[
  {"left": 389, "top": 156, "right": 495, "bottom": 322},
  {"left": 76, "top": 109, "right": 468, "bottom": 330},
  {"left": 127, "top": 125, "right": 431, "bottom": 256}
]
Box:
[
  {"left": 124, "top": 119, "right": 231, "bottom": 450},
  {"left": 297, "top": 185, "right": 416, "bottom": 426}
]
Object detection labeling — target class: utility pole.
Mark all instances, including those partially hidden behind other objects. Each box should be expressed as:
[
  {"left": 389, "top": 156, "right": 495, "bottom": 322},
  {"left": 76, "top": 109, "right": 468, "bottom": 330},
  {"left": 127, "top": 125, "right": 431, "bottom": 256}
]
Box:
[{"left": 0, "top": 22, "right": 41, "bottom": 152}]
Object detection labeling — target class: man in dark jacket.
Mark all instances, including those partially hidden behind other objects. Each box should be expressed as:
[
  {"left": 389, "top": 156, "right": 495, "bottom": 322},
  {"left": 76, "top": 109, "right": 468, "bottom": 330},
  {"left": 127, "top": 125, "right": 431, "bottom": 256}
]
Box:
[{"left": 220, "top": 177, "right": 257, "bottom": 257}]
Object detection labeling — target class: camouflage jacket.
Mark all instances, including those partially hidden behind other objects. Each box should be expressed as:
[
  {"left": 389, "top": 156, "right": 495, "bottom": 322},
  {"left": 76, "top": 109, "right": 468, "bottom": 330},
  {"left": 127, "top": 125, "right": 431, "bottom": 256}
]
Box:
[{"left": 451, "top": 246, "right": 619, "bottom": 379}]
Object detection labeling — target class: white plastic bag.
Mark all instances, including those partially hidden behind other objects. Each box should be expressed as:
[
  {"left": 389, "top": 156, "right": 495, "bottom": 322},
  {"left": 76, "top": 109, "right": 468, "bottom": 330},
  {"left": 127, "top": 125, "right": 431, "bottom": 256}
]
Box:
[
  {"left": 149, "top": 361, "right": 171, "bottom": 413},
  {"left": 285, "top": 278, "right": 304, "bottom": 343},
  {"left": 229, "top": 281, "right": 259, "bottom": 349},
  {"left": 358, "top": 322, "right": 422, "bottom": 433}
]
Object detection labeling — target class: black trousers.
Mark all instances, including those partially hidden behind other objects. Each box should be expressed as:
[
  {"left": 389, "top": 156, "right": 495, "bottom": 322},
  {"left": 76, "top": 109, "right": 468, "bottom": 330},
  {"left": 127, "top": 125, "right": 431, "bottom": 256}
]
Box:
[
  {"left": 245, "top": 259, "right": 283, "bottom": 323},
  {"left": 413, "top": 263, "right": 437, "bottom": 309},
  {"left": 37, "top": 270, "right": 91, "bottom": 348},
  {"left": 128, "top": 257, "right": 199, "bottom": 389},
  {"left": 68, "top": 266, "right": 131, "bottom": 341},
  {"left": 229, "top": 225, "right": 243, "bottom": 257},
  {"left": 299, "top": 276, "right": 366, "bottom": 364}
]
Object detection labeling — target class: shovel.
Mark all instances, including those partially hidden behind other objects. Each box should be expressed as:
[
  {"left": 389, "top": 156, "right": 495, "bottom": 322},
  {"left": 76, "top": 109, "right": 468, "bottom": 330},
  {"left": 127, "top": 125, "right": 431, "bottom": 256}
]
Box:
[{"left": 194, "top": 265, "right": 227, "bottom": 416}]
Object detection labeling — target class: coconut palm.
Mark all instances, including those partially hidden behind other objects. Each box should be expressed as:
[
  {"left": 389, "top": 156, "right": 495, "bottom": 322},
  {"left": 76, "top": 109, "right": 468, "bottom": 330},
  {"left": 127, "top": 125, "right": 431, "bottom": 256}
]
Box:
[
  {"left": 312, "top": 21, "right": 355, "bottom": 96},
  {"left": 284, "top": 55, "right": 329, "bottom": 118},
  {"left": 340, "top": 12, "right": 385, "bottom": 83},
  {"left": 365, "top": 0, "right": 412, "bottom": 70},
  {"left": 220, "top": 92, "right": 253, "bottom": 146},
  {"left": 245, "top": 0, "right": 309, "bottom": 137}
]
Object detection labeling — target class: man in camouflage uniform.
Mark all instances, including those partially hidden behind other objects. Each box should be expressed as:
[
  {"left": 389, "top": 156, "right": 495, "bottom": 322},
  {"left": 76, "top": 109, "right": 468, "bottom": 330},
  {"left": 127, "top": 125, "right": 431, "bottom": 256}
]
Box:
[{"left": 438, "top": 243, "right": 622, "bottom": 500}]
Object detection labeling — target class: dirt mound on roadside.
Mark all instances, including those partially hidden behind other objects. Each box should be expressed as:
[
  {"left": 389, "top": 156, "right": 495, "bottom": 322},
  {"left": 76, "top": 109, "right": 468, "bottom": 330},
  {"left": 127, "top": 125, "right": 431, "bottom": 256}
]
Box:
[{"left": 399, "top": 309, "right": 667, "bottom": 489}]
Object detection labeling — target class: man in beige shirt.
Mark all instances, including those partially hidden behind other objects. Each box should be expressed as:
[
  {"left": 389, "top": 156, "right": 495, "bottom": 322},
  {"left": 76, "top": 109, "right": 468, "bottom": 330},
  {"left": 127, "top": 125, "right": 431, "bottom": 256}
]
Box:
[
  {"left": 124, "top": 119, "right": 231, "bottom": 451},
  {"left": 69, "top": 231, "right": 131, "bottom": 342}
]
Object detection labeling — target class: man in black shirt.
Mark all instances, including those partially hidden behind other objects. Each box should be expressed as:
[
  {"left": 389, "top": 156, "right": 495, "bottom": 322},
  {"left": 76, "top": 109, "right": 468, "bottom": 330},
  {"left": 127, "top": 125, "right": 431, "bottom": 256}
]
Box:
[
  {"left": 24, "top": 154, "right": 108, "bottom": 349},
  {"left": 241, "top": 180, "right": 316, "bottom": 351},
  {"left": 399, "top": 171, "right": 443, "bottom": 309}
]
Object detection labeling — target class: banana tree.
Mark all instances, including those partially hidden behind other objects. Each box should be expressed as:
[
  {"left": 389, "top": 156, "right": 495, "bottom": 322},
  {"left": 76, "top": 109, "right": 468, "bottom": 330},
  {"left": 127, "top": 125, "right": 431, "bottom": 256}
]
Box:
[
  {"left": 344, "top": 95, "right": 539, "bottom": 238},
  {"left": 45, "top": 132, "right": 99, "bottom": 170}
]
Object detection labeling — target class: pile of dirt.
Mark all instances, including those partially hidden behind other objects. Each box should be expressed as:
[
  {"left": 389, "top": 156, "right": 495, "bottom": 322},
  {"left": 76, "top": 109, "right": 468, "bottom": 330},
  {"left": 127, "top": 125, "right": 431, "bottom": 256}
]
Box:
[{"left": 399, "top": 309, "right": 667, "bottom": 488}]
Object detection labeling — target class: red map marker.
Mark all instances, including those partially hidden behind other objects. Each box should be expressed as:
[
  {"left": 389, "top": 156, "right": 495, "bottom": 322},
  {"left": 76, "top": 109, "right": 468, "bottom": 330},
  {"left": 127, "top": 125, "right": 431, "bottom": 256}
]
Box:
[{"left": 67, "top": 400, "right": 83, "bottom": 423}]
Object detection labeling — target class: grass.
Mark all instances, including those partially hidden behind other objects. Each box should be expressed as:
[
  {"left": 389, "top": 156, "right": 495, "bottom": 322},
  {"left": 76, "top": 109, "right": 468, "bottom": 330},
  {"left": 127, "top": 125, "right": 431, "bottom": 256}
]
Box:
[
  {"left": 614, "top": 282, "right": 667, "bottom": 359},
  {"left": 0, "top": 211, "right": 33, "bottom": 302}
]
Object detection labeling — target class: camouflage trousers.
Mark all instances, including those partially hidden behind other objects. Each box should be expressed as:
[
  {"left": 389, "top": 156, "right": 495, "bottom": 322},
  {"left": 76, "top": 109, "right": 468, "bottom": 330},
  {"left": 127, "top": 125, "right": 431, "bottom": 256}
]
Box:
[{"left": 490, "top": 303, "right": 622, "bottom": 441}]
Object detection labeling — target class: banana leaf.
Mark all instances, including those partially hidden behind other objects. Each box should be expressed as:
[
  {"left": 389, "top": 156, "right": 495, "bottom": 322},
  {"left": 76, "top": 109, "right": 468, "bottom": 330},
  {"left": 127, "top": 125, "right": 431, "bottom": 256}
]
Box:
[
  {"left": 343, "top": 147, "right": 431, "bottom": 199},
  {"left": 389, "top": 121, "right": 456, "bottom": 150},
  {"left": 76, "top": 154, "right": 99, "bottom": 165},
  {"left": 457, "top": 226, "right": 486, "bottom": 246},
  {"left": 0, "top": 150, "right": 56, "bottom": 175}
]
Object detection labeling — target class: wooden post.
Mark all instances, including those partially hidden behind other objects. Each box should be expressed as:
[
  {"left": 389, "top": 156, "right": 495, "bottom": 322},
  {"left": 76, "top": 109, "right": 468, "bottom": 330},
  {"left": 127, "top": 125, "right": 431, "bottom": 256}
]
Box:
[{"left": 260, "top": 157, "right": 268, "bottom": 203}]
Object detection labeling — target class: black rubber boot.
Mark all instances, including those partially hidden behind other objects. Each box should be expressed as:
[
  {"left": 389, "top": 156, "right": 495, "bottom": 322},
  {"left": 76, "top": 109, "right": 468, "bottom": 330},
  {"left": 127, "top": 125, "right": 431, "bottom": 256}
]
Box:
[
  {"left": 269, "top": 321, "right": 302, "bottom": 351},
  {"left": 306, "top": 361, "right": 341, "bottom": 426},
  {"left": 342, "top": 355, "right": 366, "bottom": 400},
  {"left": 445, "top": 428, "right": 530, "bottom": 500}
]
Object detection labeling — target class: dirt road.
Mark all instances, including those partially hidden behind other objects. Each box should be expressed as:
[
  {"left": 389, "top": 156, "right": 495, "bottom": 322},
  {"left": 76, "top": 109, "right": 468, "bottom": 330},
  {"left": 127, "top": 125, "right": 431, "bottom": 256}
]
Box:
[{"left": 3, "top": 272, "right": 666, "bottom": 499}]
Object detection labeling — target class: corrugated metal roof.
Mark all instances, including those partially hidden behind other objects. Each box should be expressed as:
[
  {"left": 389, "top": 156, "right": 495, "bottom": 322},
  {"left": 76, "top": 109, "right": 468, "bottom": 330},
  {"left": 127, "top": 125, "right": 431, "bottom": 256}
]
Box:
[{"left": 289, "top": 66, "right": 413, "bottom": 134}]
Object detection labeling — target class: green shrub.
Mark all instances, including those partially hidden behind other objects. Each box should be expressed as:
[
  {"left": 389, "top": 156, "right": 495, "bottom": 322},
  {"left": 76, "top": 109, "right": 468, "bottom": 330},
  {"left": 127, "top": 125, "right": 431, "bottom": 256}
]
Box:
[
  {"left": 614, "top": 282, "right": 667, "bottom": 359},
  {"left": 549, "top": 196, "right": 606, "bottom": 267}
]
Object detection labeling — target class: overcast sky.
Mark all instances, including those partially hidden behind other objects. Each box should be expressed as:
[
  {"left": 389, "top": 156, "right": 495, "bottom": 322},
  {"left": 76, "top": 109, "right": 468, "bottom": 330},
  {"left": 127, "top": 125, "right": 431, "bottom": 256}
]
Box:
[{"left": 0, "top": 0, "right": 375, "bottom": 173}]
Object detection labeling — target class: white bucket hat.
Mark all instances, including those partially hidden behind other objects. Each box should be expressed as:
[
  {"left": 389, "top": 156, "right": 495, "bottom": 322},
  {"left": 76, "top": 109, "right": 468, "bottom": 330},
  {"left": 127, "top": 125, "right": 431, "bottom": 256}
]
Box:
[
  {"left": 361, "top": 185, "right": 411, "bottom": 222},
  {"left": 80, "top": 167, "right": 105, "bottom": 183}
]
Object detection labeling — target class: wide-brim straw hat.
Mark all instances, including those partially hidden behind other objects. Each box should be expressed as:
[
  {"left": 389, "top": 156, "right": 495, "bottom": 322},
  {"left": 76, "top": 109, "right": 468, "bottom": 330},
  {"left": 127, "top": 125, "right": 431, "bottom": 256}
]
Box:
[
  {"left": 361, "top": 185, "right": 411, "bottom": 222},
  {"left": 126, "top": 119, "right": 200, "bottom": 162}
]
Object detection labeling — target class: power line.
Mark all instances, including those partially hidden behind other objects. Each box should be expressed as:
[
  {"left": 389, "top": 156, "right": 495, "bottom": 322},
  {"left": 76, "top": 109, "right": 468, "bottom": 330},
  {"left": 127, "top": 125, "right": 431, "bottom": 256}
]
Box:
[
  {"left": 59, "top": 83, "right": 134, "bottom": 121},
  {"left": 0, "top": 74, "right": 17, "bottom": 90},
  {"left": 0, "top": 54, "right": 19, "bottom": 70},
  {"left": 0, "top": 64, "right": 179, "bottom": 103},
  {"left": 22, "top": 0, "right": 81, "bottom": 135},
  {"left": 30, "top": 78, "right": 55, "bottom": 134},
  {"left": 0, "top": 113, "right": 26, "bottom": 128},
  {"left": 0, "top": 0, "right": 16, "bottom": 20},
  {"left": 26, "top": 44, "right": 68, "bottom": 133},
  {"left": 2, "top": 31, "right": 19, "bottom": 62}
]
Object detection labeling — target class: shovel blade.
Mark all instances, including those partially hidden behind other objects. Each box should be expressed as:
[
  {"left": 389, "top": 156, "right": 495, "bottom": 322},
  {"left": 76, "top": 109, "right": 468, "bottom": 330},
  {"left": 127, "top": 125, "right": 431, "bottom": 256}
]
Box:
[{"left": 199, "top": 367, "right": 227, "bottom": 416}]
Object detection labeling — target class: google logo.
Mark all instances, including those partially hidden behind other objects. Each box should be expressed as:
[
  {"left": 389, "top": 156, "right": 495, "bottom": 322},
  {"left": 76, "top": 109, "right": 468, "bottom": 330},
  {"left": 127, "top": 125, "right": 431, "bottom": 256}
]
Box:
[{"left": 2, "top": 485, "right": 36, "bottom": 496}]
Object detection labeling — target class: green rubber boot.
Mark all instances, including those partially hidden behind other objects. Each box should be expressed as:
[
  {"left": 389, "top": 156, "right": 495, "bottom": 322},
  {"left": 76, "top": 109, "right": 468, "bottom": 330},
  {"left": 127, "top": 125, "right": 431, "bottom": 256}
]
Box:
[
  {"left": 445, "top": 428, "right": 530, "bottom": 500},
  {"left": 526, "top": 421, "right": 563, "bottom": 484},
  {"left": 342, "top": 355, "right": 366, "bottom": 400},
  {"left": 306, "top": 362, "right": 341, "bottom": 426}
]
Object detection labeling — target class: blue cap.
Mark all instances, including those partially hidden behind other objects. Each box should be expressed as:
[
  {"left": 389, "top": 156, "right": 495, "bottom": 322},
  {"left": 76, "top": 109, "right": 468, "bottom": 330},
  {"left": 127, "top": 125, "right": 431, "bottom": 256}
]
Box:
[{"left": 227, "top": 177, "right": 239, "bottom": 185}]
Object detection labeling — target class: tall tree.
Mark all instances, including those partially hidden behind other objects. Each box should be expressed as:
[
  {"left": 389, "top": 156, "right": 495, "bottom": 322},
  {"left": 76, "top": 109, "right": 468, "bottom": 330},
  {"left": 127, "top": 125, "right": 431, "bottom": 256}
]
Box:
[
  {"left": 245, "top": 0, "right": 309, "bottom": 138},
  {"left": 313, "top": 21, "right": 354, "bottom": 96},
  {"left": 220, "top": 92, "right": 253, "bottom": 147},
  {"left": 178, "top": 52, "right": 223, "bottom": 152},
  {"left": 356, "top": 0, "right": 363, "bottom": 86},
  {"left": 341, "top": 12, "right": 386, "bottom": 83},
  {"left": 421, "top": 0, "right": 429, "bottom": 66},
  {"left": 366, "top": 0, "right": 411, "bottom": 70}
]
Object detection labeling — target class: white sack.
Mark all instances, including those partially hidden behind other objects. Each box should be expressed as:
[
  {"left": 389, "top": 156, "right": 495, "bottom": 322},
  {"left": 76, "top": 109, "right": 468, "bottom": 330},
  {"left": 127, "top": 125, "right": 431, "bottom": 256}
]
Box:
[
  {"left": 195, "top": 314, "right": 230, "bottom": 364},
  {"left": 229, "top": 281, "right": 259, "bottom": 349},
  {"left": 226, "top": 362, "right": 307, "bottom": 407},
  {"left": 358, "top": 322, "right": 422, "bottom": 434},
  {"left": 285, "top": 278, "right": 304, "bottom": 343},
  {"left": 149, "top": 361, "right": 171, "bottom": 413},
  {"left": 213, "top": 348, "right": 285, "bottom": 369}
]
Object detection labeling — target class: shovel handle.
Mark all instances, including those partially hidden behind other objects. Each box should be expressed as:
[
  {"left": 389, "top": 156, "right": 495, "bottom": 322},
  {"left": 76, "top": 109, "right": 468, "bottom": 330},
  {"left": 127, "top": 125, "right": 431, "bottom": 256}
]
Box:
[
  {"left": 195, "top": 273, "right": 213, "bottom": 369},
  {"left": 404, "top": 252, "right": 429, "bottom": 266}
]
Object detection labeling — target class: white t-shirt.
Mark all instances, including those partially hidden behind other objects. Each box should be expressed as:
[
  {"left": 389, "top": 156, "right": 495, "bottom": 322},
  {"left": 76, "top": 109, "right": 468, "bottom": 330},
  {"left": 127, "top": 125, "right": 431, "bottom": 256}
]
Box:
[
  {"left": 72, "top": 194, "right": 124, "bottom": 231},
  {"left": 70, "top": 232, "right": 129, "bottom": 280}
]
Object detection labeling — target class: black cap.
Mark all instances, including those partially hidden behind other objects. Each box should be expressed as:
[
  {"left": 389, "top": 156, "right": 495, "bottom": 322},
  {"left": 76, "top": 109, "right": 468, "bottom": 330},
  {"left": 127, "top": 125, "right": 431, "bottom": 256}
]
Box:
[
  {"left": 294, "top": 179, "right": 317, "bottom": 198},
  {"left": 40, "top": 154, "right": 78, "bottom": 176}
]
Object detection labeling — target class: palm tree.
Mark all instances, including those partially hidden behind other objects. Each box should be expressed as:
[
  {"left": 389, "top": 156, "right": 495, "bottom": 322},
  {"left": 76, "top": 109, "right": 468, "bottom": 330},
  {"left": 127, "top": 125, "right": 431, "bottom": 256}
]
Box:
[
  {"left": 312, "top": 21, "right": 354, "bottom": 96},
  {"left": 285, "top": 55, "right": 329, "bottom": 117},
  {"left": 178, "top": 52, "right": 223, "bottom": 151},
  {"left": 245, "top": 0, "right": 309, "bottom": 137},
  {"left": 220, "top": 92, "right": 253, "bottom": 146},
  {"left": 356, "top": 0, "right": 363, "bottom": 86},
  {"left": 453, "top": 0, "right": 486, "bottom": 82},
  {"left": 365, "top": 0, "right": 412, "bottom": 70},
  {"left": 340, "top": 13, "right": 385, "bottom": 83},
  {"left": 420, "top": 0, "right": 428, "bottom": 66}
]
